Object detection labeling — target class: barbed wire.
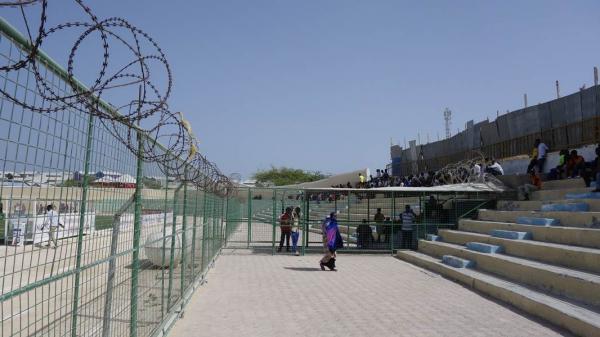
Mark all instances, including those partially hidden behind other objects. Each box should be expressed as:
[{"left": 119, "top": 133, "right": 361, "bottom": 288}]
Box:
[
  {"left": 434, "top": 151, "right": 505, "bottom": 190},
  {"left": 0, "top": 0, "right": 235, "bottom": 196}
]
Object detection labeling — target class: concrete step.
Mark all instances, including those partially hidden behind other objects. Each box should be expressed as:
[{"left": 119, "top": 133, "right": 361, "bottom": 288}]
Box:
[
  {"left": 498, "top": 199, "right": 600, "bottom": 212},
  {"left": 439, "top": 229, "right": 600, "bottom": 274},
  {"left": 418, "top": 240, "right": 600, "bottom": 308},
  {"left": 459, "top": 219, "right": 600, "bottom": 249},
  {"left": 540, "top": 203, "right": 590, "bottom": 212},
  {"left": 478, "top": 209, "right": 600, "bottom": 228},
  {"left": 442, "top": 255, "right": 475, "bottom": 268},
  {"left": 531, "top": 187, "right": 596, "bottom": 201},
  {"left": 490, "top": 229, "right": 531, "bottom": 240},
  {"left": 396, "top": 250, "right": 600, "bottom": 337},
  {"left": 515, "top": 216, "right": 560, "bottom": 226},
  {"left": 540, "top": 178, "right": 587, "bottom": 190},
  {"left": 465, "top": 242, "right": 503, "bottom": 254}
]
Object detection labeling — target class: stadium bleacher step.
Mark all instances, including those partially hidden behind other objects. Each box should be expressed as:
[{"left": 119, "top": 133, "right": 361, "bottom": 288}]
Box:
[
  {"left": 396, "top": 250, "right": 600, "bottom": 337},
  {"left": 540, "top": 203, "right": 590, "bottom": 212},
  {"left": 490, "top": 229, "right": 531, "bottom": 240},
  {"left": 565, "top": 192, "right": 600, "bottom": 199},
  {"left": 515, "top": 216, "right": 560, "bottom": 226},
  {"left": 540, "top": 178, "right": 588, "bottom": 190},
  {"left": 478, "top": 209, "right": 600, "bottom": 228},
  {"left": 497, "top": 199, "right": 600, "bottom": 212},
  {"left": 438, "top": 229, "right": 600, "bottom": 274},
  {"left": 418, "top": 239, "right": 600, "bottom": 308},
  {"left": 459, "top": 219, "right": 600, "bottom": 249},
  {"left": 531, "top": 187, "right": 596, "bottom": 201},
  {"left": 465, "top": 242, "right": 503, "bottom": 254},
  {"left": 442, "top": 255, "right": 475, "bottom": 268}
]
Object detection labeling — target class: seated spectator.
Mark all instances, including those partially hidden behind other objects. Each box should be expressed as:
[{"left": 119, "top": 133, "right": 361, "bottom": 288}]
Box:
[
  {"left": 472, "top": 162, "right": 482, "bottom": 177},
  {"left": 556, "top": 149, "right": 569, "bottom": 179},
  {"left": 594, "top": 147, "right": 600, "bottom": 192},
  {"left": 382, "top": 169, "right": 390, "bottom": 183},
  {"left": 518, "top": 169, "right": 542, "bottom": 201},
  {"left": 485, "top": 158, "right": 504, "bottom": 176},
  {"left": 582, "top": 147, "right": 600, "bottom": 190},
  {"left": 346, "top": 181, "right": 352, "bottom": 188},
  {"left": 526, "top": 141, "right": 539, "bottom": 174},
  {"left": 356, "top": 219, "right": 373, "bottom": 249},
  {"left": 567, "top": 150, "right": 585, "bottom": 178}
]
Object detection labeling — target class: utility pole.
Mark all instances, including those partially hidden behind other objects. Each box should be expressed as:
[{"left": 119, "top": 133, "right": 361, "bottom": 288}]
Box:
[
  {"left": 524, "top": 93, "right": 528, "bottom": 108},
  {"left": 594, "top": 67, "right": 598, "bottom": 86},
  {"left": 556, "top": 80, "right": 560, "bottom": 99}
]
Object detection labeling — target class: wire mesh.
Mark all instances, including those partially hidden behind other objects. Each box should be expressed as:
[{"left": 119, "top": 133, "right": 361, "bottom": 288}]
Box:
[{"left": 0, "top": 15, "right": 237, "bottom": 337}]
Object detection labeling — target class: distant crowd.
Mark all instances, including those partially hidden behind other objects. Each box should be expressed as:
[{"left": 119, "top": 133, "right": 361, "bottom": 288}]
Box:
[{"left": 345, "top": 157, "right": 504, "bottom": 189}]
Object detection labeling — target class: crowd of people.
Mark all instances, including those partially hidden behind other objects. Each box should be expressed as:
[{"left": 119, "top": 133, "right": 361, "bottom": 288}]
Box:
[
  {"left": 517, "top": 139, "right": 600, "bottom": 200},
  {"left": 277, "top": 201, "right": 428, "bottom": 271},
  {"left": 547, "top": 146, "right": 600, "bottom": 191},
  {"left": 353, "top": 157, "right": 503, "bottom": 189}
]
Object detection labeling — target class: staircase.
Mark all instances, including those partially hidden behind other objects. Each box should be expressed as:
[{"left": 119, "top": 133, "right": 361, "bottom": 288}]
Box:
[{"left": 397, "top": 178, "right": 600, "bottom": 337}]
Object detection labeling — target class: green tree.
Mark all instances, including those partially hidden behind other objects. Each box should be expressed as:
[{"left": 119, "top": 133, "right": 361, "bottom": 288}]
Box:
[{"left": 253, "top": 166, "right": 327, "bottom": 186}]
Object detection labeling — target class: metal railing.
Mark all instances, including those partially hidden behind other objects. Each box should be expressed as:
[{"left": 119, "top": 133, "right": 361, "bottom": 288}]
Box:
[
  {"left": 0, "top": 17, "right": 239, "bottom": 337},
  {"left": 225, "top": 187, "right": 500, "bottom": 254}
]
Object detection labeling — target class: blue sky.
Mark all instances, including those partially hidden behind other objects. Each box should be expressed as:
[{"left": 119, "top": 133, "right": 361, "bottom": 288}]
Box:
[{"left": 3, "top": 1, "right": 600, "bottom": 179}]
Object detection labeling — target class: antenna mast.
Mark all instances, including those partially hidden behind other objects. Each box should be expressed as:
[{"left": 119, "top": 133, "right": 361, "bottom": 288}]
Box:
[{"left": 443, "top": 108, "right": 452, "bottom": 139}]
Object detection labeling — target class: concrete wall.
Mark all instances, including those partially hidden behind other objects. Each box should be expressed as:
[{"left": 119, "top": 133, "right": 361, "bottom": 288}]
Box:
[
  {"left": 499, "top": 144, "right": 597, "bottom": 176},
  {"left": 392, "top": 85, "right": 600, "bottom": 176}
]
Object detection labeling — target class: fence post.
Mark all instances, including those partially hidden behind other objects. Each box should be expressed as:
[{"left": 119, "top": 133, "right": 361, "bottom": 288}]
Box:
[
  {"left": 346, "top": 191, "right": 350, "bottom": 249},
  {"left": 272, "top": 189, "right": 276, "bottom": 255},
  {"left": 161, "top": 171, "right": 169, "bottom": 319},
  {"left": 129, "top": 130, "right": 145, "bottom": 337},
  {"left": 102, "top": 192, "right": 135, "bottom": 337},
  {"left": 391, "top": 191, "right": 396, "bottom": 253},
  {"left": 220, "top": 195, "right": 226, "bottom": 248},
  {"left": 190, "top": 187, "right": 200, "bottom": 278},
  {"left": 303, "top": 193, "right": 310, "bottom": 252},
  {"left": 223, "top": 189, "right": 231, "bottom": 247},
  {"left": 247, "top": 188, "right": 252, "bottom": 248},
  {"left": 367, "top": 196, "right": 370, "bottom": 222},
  {"left": 180, "top": 168, "right": 188, "bottom": 297},
  {"left": 167, "top": 182, "right": 183, "bottom": 310},
  {"left": 201, "top": 191, "right": 208, "bottom": 273},
  {"left": 210, "top": 196, "right": 215, "bottom": 260},
  {"left": 70, "top": 110, "right": 94, "bottom": 337}
]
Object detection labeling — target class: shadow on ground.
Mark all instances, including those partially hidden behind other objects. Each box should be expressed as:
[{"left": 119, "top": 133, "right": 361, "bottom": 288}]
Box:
[{"left": 283, "top": 267, "right": 322, "bottom": 272}]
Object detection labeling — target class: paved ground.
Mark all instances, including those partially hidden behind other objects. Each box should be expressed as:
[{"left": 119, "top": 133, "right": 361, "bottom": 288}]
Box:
[{"left": 169, "top": 250, "right": 570, "bottom": 337}]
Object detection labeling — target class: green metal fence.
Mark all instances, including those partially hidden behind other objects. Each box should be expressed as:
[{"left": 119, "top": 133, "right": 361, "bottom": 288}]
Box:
[
  {"left": 225, "top": 187, "right": 501, "bottom": 254},
  {"left": 0, "top": 18, "right": 240, "bottom": 337},
  {"left": 0, "top": 15, "right": 504, "bottom": 337}
]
